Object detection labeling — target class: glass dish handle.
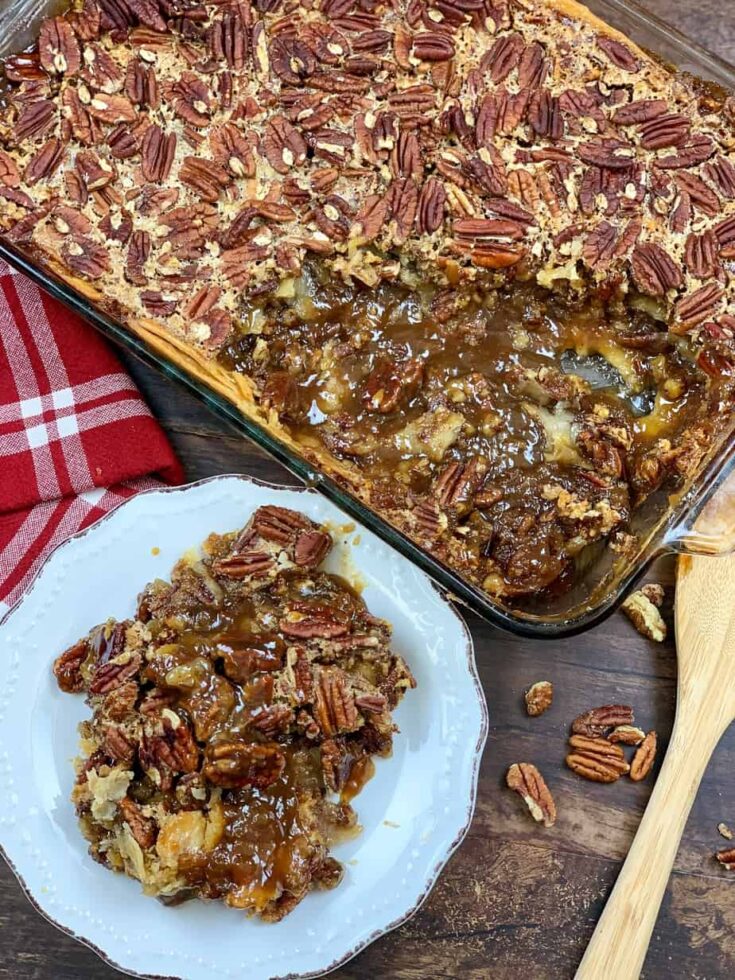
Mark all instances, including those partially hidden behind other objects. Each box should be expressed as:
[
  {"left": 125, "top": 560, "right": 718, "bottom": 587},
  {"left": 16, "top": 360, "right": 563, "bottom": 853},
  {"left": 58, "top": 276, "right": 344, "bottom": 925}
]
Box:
[{"left": 667, "top": 467, "right": 735, "bottom": 556}]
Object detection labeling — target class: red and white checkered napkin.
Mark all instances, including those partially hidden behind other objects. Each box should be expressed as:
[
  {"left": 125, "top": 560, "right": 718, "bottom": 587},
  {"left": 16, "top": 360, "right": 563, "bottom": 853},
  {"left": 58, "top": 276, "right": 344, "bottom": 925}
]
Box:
[{"left": 0, "top": 259, "right": 184, "bottom": 614}]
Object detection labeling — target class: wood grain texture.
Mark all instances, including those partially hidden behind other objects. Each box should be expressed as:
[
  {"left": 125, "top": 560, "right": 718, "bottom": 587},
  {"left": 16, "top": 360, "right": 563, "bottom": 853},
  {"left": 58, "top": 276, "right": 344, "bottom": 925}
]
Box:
[
  {"left": 3, "top": 4, "right": 735, "bottom": 978},
  {"left": 576, "top": 552, "right": 735, "bottom": 979}
]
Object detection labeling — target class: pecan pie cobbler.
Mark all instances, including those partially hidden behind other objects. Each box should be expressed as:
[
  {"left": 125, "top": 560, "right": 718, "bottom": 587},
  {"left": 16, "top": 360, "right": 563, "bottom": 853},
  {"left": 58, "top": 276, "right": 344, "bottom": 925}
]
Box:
[
  {"left": 53, "top": 505, "right": 415, "bottom": 920},
  {"left": 4, "top": 0, "right": 735, "bottom": 606}
]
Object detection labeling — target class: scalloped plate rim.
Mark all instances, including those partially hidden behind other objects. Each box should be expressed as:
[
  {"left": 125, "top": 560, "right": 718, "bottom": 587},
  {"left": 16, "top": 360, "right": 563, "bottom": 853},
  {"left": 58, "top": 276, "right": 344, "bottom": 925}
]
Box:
[{"left": 0, "top": 473, "right": 488, "bottom": 980}]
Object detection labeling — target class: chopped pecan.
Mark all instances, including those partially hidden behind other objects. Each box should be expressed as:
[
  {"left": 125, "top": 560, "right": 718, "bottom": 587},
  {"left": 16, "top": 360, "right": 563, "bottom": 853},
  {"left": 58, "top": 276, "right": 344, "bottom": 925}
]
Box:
[
  {"left": 314, "top": 667, "right": 359, "bottom": 735},
  {"left": 203, "top": 740, "right": 286, "bottom": 789},
  {"left": 119, "top": 797, "right": 157, "bottom": 849},
  {"left": 629, "top": 731, "right": 657, "bottom": 781},
  {"left": 718, "top": 823, "right": 734, "bottom": 841},
  {"left": 525, "top": 680, "right": 553, "bottom": 718},
  {"left": 53, "top": 640, "right": 89, "bottom": 693},
  {"left": 506, "top": 762, "right": 556, "bottom": 827},
  {"left": 572, "top": 705, "right": 634, "bottom": 738},
  {"left": 566, "top": 734, "right": 630, "bottom": 782}
]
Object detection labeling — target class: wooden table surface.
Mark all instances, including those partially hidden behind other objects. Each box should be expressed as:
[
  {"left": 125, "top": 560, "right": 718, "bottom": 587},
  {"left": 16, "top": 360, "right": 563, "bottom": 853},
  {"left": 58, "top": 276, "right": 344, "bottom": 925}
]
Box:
[{"left": 3, "top": 3, "right": 735, "bottom": 977}]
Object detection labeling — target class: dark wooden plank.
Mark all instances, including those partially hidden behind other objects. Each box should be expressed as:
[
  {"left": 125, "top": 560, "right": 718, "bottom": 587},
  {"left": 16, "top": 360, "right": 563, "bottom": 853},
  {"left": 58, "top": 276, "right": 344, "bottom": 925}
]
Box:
[{"left": 3, "top": 3, "right": 735, "bottom": 978}]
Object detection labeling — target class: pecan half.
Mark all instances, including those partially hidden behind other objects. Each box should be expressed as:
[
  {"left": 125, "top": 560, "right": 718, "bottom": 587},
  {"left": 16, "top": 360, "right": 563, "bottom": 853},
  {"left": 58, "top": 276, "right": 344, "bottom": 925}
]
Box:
[
  {"left": 608, "top": 725, "right": 646, "bottom": 746},
  {"left": 53, "top": 640, "right": 89, "bottom": 693},
  {"left": 262, "top": 116, "right": 307, "bottom": 174},
  {"left": 506, "top": 762, "right": 556, "bottom": 827},
  {"left": 362, "top": 357, "right": 424, "bottom": 414},
  {"left": 631, "top": 243, "right": 682, "bottom": 296},
  {"left": 39, "top": 17, "right": 81, "bottom": 75},
  {"left": 89, "top": 653, "right": 141, "bottom": 695},
  {"left": 88, "top": 93, "right": 137, "bottom": 124},
  {"left": 571, "top": 704, "right": 634, "bottom": 738},
  {"left": 179, "top": 156, "right": 230, "bottom": 203},
  {"left": 566, "top": 734, "right": 630, "bottom": 782},
  {"left": 525, "top": 680, "right": 553, "bottom": 717},
  {"left": 672, "top": 283, "right": 725, "bottom": 333},
  {"left": 716, "top": 848, "right": 735, "bottom": 870},
  {"left": 203, "top": 740, "right": 286, "bottom": 789},
  {"left": 212, "top": 551, "right": 275, "bottom": 579},
  {"left": 142, "top": 714, "right": 200, "bottom": 774},
  {"left": 61, "top": 238, "right": 110, "bottom": 280},
  {"left": 119, "top": 797, "right": 157, "bottom": 849},
  {"left": 102, "top": 725, "right": 136, "bottom": 764},
  {"left": 293, "top": 530, "right": 332, "bottom": 568},
  {"left": 314, "top": 667, "right": 359, "bottom": 735},
  {"left": 250, "top": 505, "right": 312, "bottom": 545},
  {"left": 280, "top": 605, "right": 350, "bottom": 639},
  {"left": 25, "top": 139, "right": 66, "bottom": 185},
  {"left": 141, "top": 125, "right": 176, "bottom": 182},
  {"left": 250, "top": 703, "right": 295, "bottom": 737},
  {"left": 596, "top": 35, "right": 639, "bottom": 72},
  {"left": 629, "top": 731, "right": 657, "bottom": 781}
]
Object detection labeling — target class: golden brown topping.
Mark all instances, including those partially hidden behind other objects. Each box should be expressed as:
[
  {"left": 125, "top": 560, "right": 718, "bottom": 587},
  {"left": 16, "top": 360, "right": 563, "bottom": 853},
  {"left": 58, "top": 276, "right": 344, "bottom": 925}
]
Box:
[{"left": 506, "top": 762, "right": 556, "bottom": 827}]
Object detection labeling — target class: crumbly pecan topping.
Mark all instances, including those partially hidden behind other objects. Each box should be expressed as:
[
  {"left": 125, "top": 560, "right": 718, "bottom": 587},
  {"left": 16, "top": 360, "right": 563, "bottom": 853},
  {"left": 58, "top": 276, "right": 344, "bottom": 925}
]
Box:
[
  {"left": 1, "top": 0, "right": 735, "bottom": 358},
  {"left": 53, "top": 503, "right": 414, "bottom": 921}
]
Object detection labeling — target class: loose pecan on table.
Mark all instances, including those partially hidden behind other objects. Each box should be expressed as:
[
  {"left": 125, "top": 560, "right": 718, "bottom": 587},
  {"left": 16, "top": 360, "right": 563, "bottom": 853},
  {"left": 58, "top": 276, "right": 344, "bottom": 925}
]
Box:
[
  {"left": 525, "top": 680, "right": 553, "bottom": 717},
  {"left": 506, "top": 762, "right": 556, "bottom": 827}
]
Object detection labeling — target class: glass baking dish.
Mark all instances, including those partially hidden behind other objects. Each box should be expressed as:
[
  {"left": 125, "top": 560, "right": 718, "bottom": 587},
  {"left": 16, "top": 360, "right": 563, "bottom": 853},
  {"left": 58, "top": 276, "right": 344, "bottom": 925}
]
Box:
[{"left": 2, "top": 0, "right": 735, "bottom": 638}]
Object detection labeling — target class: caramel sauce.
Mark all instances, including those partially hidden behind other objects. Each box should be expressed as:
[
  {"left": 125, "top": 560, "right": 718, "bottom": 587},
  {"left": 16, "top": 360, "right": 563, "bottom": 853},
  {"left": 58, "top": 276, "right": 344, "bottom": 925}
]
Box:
[
  {"left": 222, "top": 265, "right": 731, "bottom": 602},
  {"left": 144, "top": 569, "right": 380, "bottom": 913}
]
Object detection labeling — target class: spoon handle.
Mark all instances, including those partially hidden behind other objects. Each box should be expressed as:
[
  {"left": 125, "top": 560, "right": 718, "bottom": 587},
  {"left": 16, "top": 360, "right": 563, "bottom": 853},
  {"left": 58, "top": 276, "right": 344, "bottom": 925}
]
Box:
[{"left": 574, "top": 716, "right": 719, "bottom": 980}]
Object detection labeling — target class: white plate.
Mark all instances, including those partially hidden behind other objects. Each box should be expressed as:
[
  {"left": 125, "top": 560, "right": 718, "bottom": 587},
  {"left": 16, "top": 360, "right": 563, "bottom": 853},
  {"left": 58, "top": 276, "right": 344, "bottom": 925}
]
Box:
[{"left": 0, "top": 475, "right": 487, "bottom": 980}]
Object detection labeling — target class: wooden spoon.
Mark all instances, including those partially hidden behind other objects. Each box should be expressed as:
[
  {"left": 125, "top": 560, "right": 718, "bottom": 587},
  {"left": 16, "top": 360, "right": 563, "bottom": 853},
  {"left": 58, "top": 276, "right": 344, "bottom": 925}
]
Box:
[{"left": 575, "top": 549, "right": 735, "bottom": 979}]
